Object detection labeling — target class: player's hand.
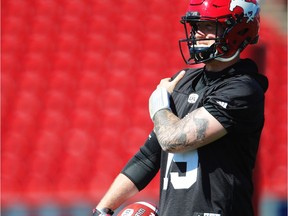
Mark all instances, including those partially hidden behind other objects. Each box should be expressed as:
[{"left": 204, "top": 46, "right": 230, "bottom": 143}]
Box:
[
  {"left": 148, "top": 70, "right": 185, "bottom": 119},
  {"left": 157, "top": 70, "right": 185, "bottom": 94}
]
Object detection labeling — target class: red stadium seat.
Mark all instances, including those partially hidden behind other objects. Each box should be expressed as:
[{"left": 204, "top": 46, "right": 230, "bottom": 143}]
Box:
[
  {"left": 100, "top": 89, "right": 128, "bottom": 113},
  {"left": 6, "top": 110, "right": 38, "bottom": 140},
  {"left": 48, "top": 70, "right": 78, "bottom": 94},
  {"left": 106, "top": 69, "right": 135, "bottom": 94},
  {"left": 27, "top": 32, "right": 56, "bottom": 55},
  {"left": 114, "top": 32, "right": 139, "bottom": 53},
  {"left": 73, "top": 89, "right": 100, "bottom": 109},
  {"left": 81, "top": 51, "right": 106, "bottom": 72},
  {"left": 33, "top": 0, "right": 59, "bottom": 18},
  {"left": 43, "top": 90, "right": 72, "bottom": 112},
  {"left": 130, "top": 107, "right": 152, "bottom": 132},
  {"left": 2, "top": 52, "right": 20, "bottom": 76},
  {"left": 121, "top": 127, "right": 149, "bottom": 156},
  {"left": 57, "top": 32, "right": 81, "bottom": 53},
  {"left": 106, "top": 50, "right": 135, "bottom": 72},
  {"left": 63, "top": 128, "right": 93, "bottom": 157},
  {"left": 71, "top": 109, "right": 99, "bottom": 134},
  {"left": 2, "top": 131, "right": 32, "bottom": 158},
  {"left": 1, "top": 152, "right": 27, "bottom": 194},
  {"left": 24, "top": 52, "right": 52, "bottom": 72},
  {"left": 89, "top": 149, "right": 126, "bottom": 196},
  {"left": 60, "top": 13, "right": 86, "bottom": 36},
  {"left": 53, "top": 51, "right": 80, "bottom": 71},
  {"left": 1, "top": 72, "right": 17, "bottom": 116},
  {"left": 77, "top": 69, "right": 107, "bottom": 92},
  {"left": 39, "top": 109, "right": 70, "bottom": 134},
  {"left": 101, "top": 110, "right": 131, "bottom": 136},
  {"left": 2, "top": 33, "right": 26, "bottom": 55},
  {"left": 18, "top": 70, "right": 49, "bottom": 94},
  {"left": 33, "top": 130, "right": 63, "bottom": 157}
]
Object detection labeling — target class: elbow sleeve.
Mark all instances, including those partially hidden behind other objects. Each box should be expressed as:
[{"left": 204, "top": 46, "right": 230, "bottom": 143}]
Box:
[{"left": 121, "top": 131, "right": 161, "bottom": 191}]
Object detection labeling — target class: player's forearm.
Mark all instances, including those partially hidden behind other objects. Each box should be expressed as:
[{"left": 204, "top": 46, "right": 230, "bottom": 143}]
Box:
[
  {"left": 96, "top": 173, "right": 139, "bottom": 211},
  {"left": 153, "top": 107, "right": 227, "bottom": 153},
  {"left": 153, "top": 108, "right": 208, "bottom": 153}
]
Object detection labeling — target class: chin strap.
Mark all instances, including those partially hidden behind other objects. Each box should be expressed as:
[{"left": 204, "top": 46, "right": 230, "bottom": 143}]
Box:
[{"left": 215, "top": 49, "right": 240, "bottom": 62}]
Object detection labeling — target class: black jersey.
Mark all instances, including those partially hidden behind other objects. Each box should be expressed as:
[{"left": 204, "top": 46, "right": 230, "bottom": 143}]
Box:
[{"left": 122, "top": 59, "right": 268, "bottom": 216}]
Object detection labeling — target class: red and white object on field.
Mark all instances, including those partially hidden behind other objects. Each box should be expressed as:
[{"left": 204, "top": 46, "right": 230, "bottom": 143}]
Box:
[{"left": 117, "top": 201, "right": 158, "bottom": 216}]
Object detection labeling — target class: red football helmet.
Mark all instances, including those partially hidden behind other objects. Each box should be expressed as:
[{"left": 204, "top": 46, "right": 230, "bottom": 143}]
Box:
[
  {"left": 116, "top": 201, "right": 158, "bottom": 216},
  {"left": 179, "top": 0, "right": 260, "bottom": 64}
]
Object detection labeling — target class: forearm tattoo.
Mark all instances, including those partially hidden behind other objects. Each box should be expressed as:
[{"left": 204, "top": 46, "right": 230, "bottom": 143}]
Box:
[{"left": 153, "top": 109, "right": 208, "bottom": 152}]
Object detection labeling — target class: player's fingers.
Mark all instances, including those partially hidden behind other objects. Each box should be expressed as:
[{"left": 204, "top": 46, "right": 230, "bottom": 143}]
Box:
[
  {"left": 158, "top": 78, "right": 171, "bottom": 88},
  {"left": 160, "top": 78, "right": 171, "bottom": 83},
  {"left": 171, "top": 70, "right": 185, "bottom": 84}
]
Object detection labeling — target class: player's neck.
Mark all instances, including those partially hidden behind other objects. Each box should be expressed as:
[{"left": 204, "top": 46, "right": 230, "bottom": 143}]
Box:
[{"left": 205, "top": 56, "right": 240, "bottom": 72}]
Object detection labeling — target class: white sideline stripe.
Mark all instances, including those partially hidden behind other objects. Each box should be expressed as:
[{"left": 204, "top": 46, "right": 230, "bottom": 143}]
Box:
[{"left": 136, "top": 202, "right": 156, "bottom": 212}]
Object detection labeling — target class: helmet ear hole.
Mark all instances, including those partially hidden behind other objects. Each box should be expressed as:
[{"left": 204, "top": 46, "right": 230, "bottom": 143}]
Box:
[
  {"left": 238, "top": 28, "right": 249, "bottom": 36},
  {"left": 225, "top": 17, "right": 236, "bottom": 26}
]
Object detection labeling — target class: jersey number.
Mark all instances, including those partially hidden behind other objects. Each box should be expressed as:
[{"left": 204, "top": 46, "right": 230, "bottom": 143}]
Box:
[{"left": 163, "top": 150, "right": 198, "bottom": 190}]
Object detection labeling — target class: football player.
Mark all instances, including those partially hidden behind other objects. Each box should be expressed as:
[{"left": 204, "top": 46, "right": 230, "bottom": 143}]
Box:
[{"left": 93, "top": 0, "right": 268, "bottom": 215}]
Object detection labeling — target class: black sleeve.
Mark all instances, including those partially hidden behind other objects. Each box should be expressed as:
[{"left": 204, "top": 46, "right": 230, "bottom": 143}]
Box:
[
  {"left": 204, "top": 76, "right": 265, "bottom": 134},
  {"left": 121, "top": 131, "right": 161, "bottom": 191}
]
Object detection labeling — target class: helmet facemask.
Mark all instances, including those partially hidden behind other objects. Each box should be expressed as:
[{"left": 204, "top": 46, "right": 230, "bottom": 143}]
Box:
[
  {"left": 179, "top": 12, "right": 231, "bottom": 65},
  {"left": 179, "top": 12, "right": 240, "bottom": 65}
]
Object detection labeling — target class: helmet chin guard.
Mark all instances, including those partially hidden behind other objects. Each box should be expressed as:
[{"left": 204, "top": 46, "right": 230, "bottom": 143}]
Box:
[
  {"left": 216, "top": 49, "right": 240, "bottom": 62},
  {"left": 179, "top": 37, "right": 227, "bottom": 65}
]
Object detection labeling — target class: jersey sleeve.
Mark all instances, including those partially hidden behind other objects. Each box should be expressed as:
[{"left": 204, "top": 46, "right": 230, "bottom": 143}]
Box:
[
  {"left": 121, "top": 131, "right": 161, "bottom": 191},
  {"left": 204, "top": 75, "right": 265, "bottom": 134}
]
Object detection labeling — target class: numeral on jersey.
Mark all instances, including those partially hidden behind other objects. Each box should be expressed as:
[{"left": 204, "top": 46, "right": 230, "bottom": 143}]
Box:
[{"left": 163, "top": 150, "right": 199, "bottom": 190}]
